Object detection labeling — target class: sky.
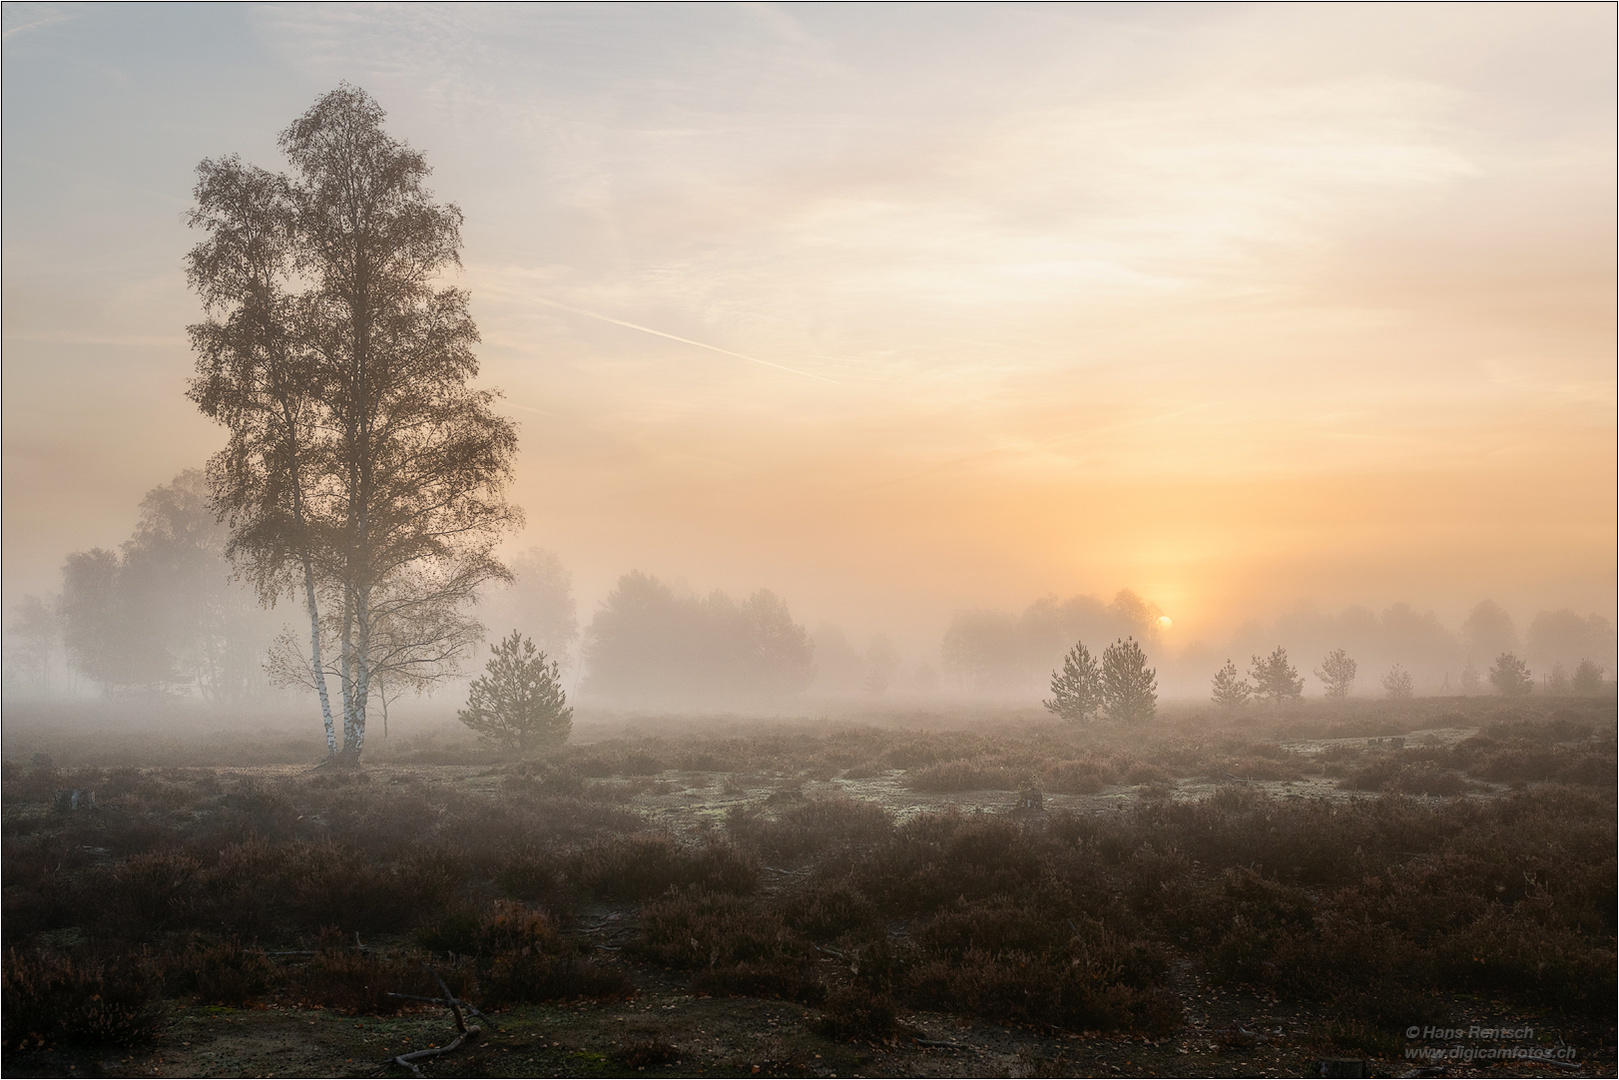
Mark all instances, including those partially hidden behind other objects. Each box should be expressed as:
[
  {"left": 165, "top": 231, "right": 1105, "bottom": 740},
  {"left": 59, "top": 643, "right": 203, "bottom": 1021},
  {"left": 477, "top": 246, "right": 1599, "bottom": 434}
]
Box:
[{"left": 3, "top": 2, "right": 1614, "bottom": 666}]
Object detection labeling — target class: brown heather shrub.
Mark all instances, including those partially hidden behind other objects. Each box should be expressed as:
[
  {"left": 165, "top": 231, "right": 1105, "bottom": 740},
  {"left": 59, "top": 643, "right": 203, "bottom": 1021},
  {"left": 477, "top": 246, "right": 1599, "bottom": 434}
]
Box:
[
  {"left": 1345, "top": 760, "right": 1471, "bottom": 796},
  {"left": 906, "top": 759, "right": 1019, "bottom": 792},
  {"left": 112, "top": 846, "right": 201, "bottom": 921},
  {"left": 1, "top": 838, "right": 84, "bottom": 944},
  {"left": 1, "top": 763, "right": 64, "bottom": 806},
  {"left": 846, "top": 815, "right": 1051, "bottom": 914},
  {"left": 813, "top": 985, "right": 903, "bottom": 1042},
  {"left": 493, "top": 848, "right": 572, "bottom": 910},
  {"left": 291, "top": 936, "right": 462, "bottom": 1015},
  {"left": 690, "top": 961, "right": 825, "bottom": 1005},
  {"left": 1434, "top": 910, "right": 1616, "bottom": 1014},
  {"left": 622, "top": 751, "right": 666, "bottom": 776},
  {"left": 1475, "top": 744, "right": 1616, "bottom": 787},
  {"left": 419, "top": 901, "right": 631, "bottom": 1005},
  {"left": 910, "top": 899, "right": 1071, "bottom": 958},
  {"left": 276, "top": 840, "right": 462, "bottom": 934},
  {"left": 614, "top": 1038, "right": 682, "bottom": 1068},
  {"left": 157, "top": 936, "right": 276, "bottom": 1006},
  {"left": 1388, "top": 764, "right": 1471, "bottom": 796},
  {"left": 674, "top": 748, "right": 735, "bottom": 772},
  {"left": 486, "top": 948, "right": 635, "bottom": 1005},
  {"left": 1162, "top": 867, "right": 1314, "bottom": 954},
  {"left": 882, "top": 740, "right": 943, "bottom": 769},
  {"left": 1124, "top": 762, "right": 1172, "bottom": 786},
  {"left": 1041, "top": 758, "right": 1117, "bottom": 794},
  {"left": 573, "top": 834, "right": 757, "bottom": 900},
  {"left": 727, "top": 798, "right": 892, "bottom": 865},
  {"left": 906, "top": 945, "right": 1178, "bottom": 1035},
  {"left": 782, "top": 881, "right": 878, "bottom": 941},
  {"left": 633, "top": 889, "right": 809, "bottom": 971},
  {"left": 2, "top": 949, "right": 164, "bottom": 1052},
  {"left": 420, "top": 899, "right": 563, "bottom": 957}
]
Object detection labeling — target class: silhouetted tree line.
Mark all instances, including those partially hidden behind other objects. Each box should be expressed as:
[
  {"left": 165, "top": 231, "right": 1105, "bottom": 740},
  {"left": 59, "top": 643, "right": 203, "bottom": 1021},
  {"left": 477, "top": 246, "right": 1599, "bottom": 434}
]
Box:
[
  {"left": 581, "top": 571, "right": 814, "bottom": 705},
  {"left": 27, "top": 471, "right": 278, "bottom": 701},
  {"left": 1209, "top": 643, "right": 1606, "bottom": 708},
  {"left": 808, "top": 625, "right": 904, "bottom": 698},
  {"left": 1222, "top": 598, "right": 1615, "bottom": 696},
  {"left": 942, "top": 589, "right": 1162, "bottom": 693}
]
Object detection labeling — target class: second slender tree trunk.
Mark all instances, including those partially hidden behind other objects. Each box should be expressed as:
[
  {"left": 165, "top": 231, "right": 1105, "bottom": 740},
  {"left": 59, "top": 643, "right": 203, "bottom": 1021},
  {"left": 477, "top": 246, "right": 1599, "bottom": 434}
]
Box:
[{"left": 282, "top": 408, "right": 340, "bottom": 757}]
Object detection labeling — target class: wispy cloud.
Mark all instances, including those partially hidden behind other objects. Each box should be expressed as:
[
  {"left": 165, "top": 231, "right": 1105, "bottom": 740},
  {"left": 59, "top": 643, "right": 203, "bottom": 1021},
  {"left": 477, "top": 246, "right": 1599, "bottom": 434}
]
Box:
[
  {"left": 528, "top": 297, "right": 842, "bottom": 385},
  {"left": 2, "top": 3, "right": 77, "bottom": 41}
]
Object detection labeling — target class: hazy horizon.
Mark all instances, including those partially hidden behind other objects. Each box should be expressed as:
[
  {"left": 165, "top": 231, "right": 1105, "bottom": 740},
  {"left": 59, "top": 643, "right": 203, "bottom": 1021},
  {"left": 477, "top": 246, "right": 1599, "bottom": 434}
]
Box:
[{"left": 4, "top": 4, "right": 1614, "bottom": 704}]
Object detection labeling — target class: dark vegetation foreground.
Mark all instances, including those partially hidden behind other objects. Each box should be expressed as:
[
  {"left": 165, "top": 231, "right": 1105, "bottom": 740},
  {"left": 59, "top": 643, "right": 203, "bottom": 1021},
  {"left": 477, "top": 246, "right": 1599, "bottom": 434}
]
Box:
[{"left": 3, "top": 698, "right": 1614, "bottom": 1077}]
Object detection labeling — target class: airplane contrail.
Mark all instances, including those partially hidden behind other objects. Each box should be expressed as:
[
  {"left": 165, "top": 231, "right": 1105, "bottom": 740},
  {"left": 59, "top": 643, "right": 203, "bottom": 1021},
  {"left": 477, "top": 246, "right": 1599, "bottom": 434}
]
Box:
[{"left": 533, "top": 296, "right": 842, "bottom": 385}]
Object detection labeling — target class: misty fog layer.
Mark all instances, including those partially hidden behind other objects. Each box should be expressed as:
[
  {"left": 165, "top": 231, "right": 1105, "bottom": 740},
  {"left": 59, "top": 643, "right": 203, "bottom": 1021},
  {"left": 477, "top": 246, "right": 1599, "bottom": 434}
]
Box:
[{"left": 9, "top": 472, "right": 1613, "bottom": 714}]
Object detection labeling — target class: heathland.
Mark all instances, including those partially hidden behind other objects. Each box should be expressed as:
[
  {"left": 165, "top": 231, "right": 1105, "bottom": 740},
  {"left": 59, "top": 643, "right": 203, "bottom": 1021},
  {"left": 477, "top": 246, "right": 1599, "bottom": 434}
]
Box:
[{"left": 3, "top": 696, "right": 1614, "bottom": 1077}]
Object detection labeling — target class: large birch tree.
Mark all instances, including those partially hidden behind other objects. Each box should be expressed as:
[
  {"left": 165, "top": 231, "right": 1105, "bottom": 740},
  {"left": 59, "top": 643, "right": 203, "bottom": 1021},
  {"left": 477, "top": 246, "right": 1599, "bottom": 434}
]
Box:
[{"left": 186, "top": 85, "right": 520, "bottom": 760}]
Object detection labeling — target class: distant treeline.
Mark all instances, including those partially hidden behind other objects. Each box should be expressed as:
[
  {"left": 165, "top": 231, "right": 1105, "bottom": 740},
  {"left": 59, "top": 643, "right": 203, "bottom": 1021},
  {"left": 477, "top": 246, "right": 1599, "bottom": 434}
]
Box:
[
  {"left": 8, "top": 470, "right": 1614, "bottom": 706},
  {"left": 579, "top": 572, "right": 814, "bottom": 705},
  {"left": 942, "top": 592, "right": 1616, "bottom": 699},
  {"left": 7, "top": 471, "right": 281, "bottom": 702}
]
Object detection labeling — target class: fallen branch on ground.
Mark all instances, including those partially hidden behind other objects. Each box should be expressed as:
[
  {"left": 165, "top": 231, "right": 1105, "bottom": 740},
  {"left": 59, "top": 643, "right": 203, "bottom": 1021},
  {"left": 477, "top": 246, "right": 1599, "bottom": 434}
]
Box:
[
  {"left": 385, "top": 1028, "right": 479, "bottom": 1077},
  {"left": 381, "top": 962, "right": 491, "bottom": 1076}
]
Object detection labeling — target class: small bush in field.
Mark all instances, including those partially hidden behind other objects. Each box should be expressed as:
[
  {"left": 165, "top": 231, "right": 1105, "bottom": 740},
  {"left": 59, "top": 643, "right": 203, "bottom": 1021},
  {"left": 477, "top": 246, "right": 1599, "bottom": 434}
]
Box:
[
  {"left": 1435, "top": 912, "right": 1616, "bottom": 1015},
  {"left": 420, "top": 899, "right": 562, "bottom": 957},
  {"left": 458, "top": 631, "right": 573, "bottom": 754},
  {"left": 2, "top": 949, "right": 164, "bottom": 1052},
  {"left": 105, "top": 848, "right": 201, "bottom": 934}
]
